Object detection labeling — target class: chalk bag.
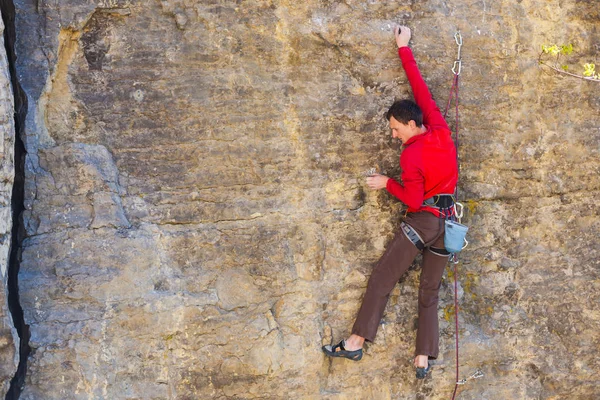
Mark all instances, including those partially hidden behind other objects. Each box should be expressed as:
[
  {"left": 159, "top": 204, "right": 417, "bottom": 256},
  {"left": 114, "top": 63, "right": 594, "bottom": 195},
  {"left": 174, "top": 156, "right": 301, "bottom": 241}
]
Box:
[{"left": 444, "top": 220, "right": 468, "bottom": 254}]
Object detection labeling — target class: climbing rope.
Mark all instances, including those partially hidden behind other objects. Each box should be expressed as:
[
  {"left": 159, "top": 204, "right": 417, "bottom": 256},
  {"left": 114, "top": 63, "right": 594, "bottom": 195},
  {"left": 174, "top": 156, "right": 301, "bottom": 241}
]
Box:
[{"left": 443, "top": 31, "right": 483, "bottom": 400}]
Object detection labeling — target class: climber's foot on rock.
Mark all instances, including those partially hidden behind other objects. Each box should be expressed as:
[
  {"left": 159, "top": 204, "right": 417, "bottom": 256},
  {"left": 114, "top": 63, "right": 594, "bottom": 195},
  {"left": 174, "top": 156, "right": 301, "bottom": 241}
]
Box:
[
  {"left": 322, "top": 334, "right": 365, "bottom": 361},
  {"left": 414, "top": 355, "right": 431, "bottom": 379}
]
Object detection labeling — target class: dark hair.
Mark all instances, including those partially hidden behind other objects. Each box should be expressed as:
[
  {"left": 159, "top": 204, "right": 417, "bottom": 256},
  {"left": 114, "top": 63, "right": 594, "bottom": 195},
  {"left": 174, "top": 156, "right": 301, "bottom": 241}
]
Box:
[{"left": 386, "top": 100, "right": 423, "bottom": 127}]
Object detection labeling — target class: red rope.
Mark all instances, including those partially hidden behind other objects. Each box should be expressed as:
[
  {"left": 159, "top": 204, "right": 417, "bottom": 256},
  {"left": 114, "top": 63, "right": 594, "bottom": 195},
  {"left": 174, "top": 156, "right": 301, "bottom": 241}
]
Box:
[
  {"left": 451, "top": 261, "right": 460, "bottom": 400},
  {"left": 444, "top": 72, "right": 461, "bottom": 400},
  {"left": 454, "top": 75, "right": 460, "bottom": 201}
]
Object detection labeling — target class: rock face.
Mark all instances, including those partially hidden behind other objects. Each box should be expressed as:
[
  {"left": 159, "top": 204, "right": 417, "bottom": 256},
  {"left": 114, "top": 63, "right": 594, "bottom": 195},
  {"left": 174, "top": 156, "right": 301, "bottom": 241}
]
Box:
[
  {"left": 7, "top": 0, "right": 600, "bottom": 398},
  {"left": 0, "top": 8, "right": 19, "bottom": 399}
]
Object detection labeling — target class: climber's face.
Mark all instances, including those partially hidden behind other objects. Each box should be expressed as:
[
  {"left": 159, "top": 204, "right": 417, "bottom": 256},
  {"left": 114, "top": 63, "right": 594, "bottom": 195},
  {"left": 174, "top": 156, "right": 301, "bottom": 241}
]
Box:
[{"left": 389, "top": 116, "right": 416, "bottom": 144}]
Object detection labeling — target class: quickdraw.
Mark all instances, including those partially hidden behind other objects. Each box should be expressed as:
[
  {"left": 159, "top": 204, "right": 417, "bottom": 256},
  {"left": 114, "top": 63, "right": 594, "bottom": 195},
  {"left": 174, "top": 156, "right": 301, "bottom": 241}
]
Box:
[
  {"left": 457, "top": 369, "right": 485, "bottom": 385},
  {"left": 451, "top": 32, "right": 463, "bottom": 76}
]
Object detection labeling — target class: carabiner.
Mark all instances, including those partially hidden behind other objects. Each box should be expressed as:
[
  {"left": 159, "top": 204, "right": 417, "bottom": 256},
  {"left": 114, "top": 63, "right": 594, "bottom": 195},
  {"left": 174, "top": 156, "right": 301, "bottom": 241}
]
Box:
[
  {"left": 452, "top": 60, "right": 462, "bottom": 76},
  {"left": 454, "top": 202, "right": 464, "bottom": 220},
  {"left": 454, "top": 31, "right": 463, "bottom": 46},
  {"left": 454, "top": 31, "right": 463, "bottom": 59},
  {"left": 472, "top": 370, "right": 484, "bottom": 379}
]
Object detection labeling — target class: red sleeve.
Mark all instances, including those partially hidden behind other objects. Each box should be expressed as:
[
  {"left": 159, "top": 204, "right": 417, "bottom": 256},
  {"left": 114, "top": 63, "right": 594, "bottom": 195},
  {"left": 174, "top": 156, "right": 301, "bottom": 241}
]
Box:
[
  {"left": 385, "top": 153, "right": 425, "bottom": 209},
  {"left": 398, "top": 47, "right": 449, "bottom": 131}
]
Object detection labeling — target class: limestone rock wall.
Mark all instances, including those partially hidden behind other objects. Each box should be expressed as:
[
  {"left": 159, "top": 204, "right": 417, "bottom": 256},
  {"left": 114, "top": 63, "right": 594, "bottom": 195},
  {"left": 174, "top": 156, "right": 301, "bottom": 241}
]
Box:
[
  {"left": 0, "top": 9, "right": 18, "bottom": 399},
  {"left": 10, "top": 0, "right": 600, "bottom": 399}
]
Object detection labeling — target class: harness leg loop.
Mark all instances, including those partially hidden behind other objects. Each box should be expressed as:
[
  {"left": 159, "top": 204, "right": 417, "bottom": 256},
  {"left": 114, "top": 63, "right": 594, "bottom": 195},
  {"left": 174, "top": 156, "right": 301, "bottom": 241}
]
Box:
[{"left": 400, "top": 222, "right": 425, "bottom": 251}]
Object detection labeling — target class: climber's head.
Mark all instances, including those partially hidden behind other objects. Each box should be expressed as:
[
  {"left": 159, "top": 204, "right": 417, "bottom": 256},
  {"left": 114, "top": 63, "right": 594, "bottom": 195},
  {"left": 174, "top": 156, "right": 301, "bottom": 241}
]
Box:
[{"left": 386, "top": 100, "right": 424, "bottom": 144}]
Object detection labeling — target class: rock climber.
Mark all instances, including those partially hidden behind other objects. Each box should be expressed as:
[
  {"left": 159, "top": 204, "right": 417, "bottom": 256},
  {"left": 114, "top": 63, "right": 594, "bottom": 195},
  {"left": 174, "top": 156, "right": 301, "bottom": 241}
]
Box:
[{"left": 322, "top": 25, "right": 458, "bottom": 379}]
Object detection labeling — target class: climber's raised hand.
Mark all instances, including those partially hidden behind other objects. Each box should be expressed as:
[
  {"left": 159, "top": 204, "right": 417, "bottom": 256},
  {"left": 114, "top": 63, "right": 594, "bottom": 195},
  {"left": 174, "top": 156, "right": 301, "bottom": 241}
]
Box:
[{"left": 395, "top": 25, "right": 411, "bottom": 48}]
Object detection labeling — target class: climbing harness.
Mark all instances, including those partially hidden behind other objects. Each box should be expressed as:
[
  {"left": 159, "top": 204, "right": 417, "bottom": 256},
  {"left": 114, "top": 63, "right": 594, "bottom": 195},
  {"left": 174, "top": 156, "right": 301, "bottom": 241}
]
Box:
[
  {"left": 443, "top": 31, "right": 483, "bottom": 400},
  {"left": 423, "top": 193, "right": 456, "bottom": 219}
]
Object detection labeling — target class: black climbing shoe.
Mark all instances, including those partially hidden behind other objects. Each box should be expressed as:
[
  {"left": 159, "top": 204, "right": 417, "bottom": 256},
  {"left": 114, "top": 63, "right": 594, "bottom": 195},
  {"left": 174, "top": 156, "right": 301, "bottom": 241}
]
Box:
[
  {"left": 416, "top": 363, "right": 431, "bottom": 379},
  {"left": 322, "top": 340, "right": 363, "bottom": 361}
]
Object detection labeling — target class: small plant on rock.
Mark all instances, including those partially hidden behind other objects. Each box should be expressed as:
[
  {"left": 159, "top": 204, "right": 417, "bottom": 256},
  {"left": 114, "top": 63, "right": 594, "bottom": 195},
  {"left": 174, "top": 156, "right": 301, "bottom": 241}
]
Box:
[{"left": 539, "top": 43, "right": 600, "bottom": 82}]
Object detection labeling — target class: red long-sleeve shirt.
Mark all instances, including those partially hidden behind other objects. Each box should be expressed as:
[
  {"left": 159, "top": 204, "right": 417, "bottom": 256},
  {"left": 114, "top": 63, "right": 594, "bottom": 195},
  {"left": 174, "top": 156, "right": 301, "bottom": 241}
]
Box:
[{"left": 385, "top": 47, "right": 458, "bottom": 216}]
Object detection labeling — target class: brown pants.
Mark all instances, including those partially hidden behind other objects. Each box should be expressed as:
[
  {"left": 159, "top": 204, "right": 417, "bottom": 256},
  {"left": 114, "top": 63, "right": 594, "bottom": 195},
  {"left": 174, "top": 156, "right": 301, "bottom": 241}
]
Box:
[{"left": 351, "top": 212, "right": 449, "bottom": 359}]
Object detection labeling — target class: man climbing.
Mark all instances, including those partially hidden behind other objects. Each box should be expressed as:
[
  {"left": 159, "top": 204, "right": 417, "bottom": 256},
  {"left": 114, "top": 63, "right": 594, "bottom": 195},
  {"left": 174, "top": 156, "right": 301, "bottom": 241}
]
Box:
[{"left": 322, "top": 25, "right": 458, "bottom": 379}]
